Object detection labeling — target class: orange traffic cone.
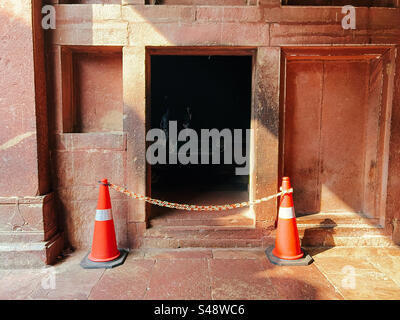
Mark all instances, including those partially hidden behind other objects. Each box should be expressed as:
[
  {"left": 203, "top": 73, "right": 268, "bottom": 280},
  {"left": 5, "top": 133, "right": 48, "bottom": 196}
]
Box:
[
  {"left": 80, "top": 179, "right": 128, "bottom": 269},
  {"left": 266, "top": 177, "right": 313, "bottom": 266}
]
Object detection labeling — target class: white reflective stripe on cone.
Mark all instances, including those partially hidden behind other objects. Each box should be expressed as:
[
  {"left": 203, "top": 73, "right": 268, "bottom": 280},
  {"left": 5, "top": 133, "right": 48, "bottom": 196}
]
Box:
[
  {"left": 95, "top": 209, "right": 112, "bottom": 221},
  {"left": 278, "top": 207, "right": 296, "bottom": 219}
]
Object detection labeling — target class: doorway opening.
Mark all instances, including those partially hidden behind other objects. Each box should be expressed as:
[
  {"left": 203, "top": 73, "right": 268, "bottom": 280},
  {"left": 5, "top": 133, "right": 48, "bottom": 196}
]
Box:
[{"left": 148, "top": 52, "right": 253, "bottom": 223}]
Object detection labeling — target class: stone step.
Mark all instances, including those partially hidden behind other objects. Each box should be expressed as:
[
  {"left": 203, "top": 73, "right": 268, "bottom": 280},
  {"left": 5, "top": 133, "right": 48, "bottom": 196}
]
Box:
[
  {"left": 0, "top": 231, "right": 44, "bottom": 243},
  {"left": 150, "top": 209, "right": 254, "bottom": 228},
  {"left": 141, "top": 212, "right": 393, "bottom": 249},
  {"left": 297, "top": 225, "right": 391, "bottom": 247},
  {"left": 297, "top": 223, "right": 384, "bottom": 237},
  {"left": 0, "top": 233, "right": 64, "bottom": 268},
  {"left": 301, "top": 235, "right": 394, "bottom": 247},
  {"left": 140, "top": 227, "right": 392, "bottom": 248},
  {"left": 0, "top": 242, "right": 48, "bottom": 269},
  {"left": 296, "top": 212, "right": 380, "bottom": 225},
  {"left": 141, "top": 237, "right": 267, "bottom": 249},
  {"left": 145, "top": 225, "right": 263, "bottom": 239},
  {"left": 295, "top": 212, "right": 391, "bottom": 247},
  {"left": 141, "top": 225, "right": 269, "bottom": 248}
]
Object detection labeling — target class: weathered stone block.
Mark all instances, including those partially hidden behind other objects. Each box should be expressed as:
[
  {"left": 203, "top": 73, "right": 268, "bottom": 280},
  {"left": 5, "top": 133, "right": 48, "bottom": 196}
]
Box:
[
  {"left": 258, "top": 0, "right": 280, "bottom": 7},
  {"left": 55, "top": 133, "right": 126, "bottom": 151},
  {"left": 53, "top": 21, "right": 128, "bottom": 46},
  {"left": 369, "top": 7, "right": 400, "bottom": 29},
  {"left": 393, "top": 219, "right": 400, "bottom": 245},
  {"left": 252, "top": 47, "right": 280, "bottom": 223},
  {"left": 127, "top": 22, "right": 171, "bottom": 45},
  {"left": 64, "top": 199, "right": 127, "bottom": 249},
  {"left": 55, "top": 4, "right": 93, "bottom": 24},
  {"left": 127, "top": 221, "right": 146, "bottom": 248},
  {"left": 221, "top": 22, "right": 269, "bottom": 46},
  {"left": 57, "top": 185, "right": 125, "bottom": 202},
  {"left": 92, "top": 4, "right": 122, "bottom": 21},
  {"left": 122, "top": 0, "right": 145, "bottom": 4},
  {"left": 270, "top": 23, "right": 369, "bottom": 45},
  {"left": 128, "top": 22, "right": 225, "bottom": 46},
  {"left": 53, "top": 151, "right": 73, "bottom": 188},
  {"left": 128, "top": 199, "right": 146, "bottom": 222},
  {"left": 123, "top": 5, "right": 195, "bottom": 23},
  {"left": 0, "top": 194, "right": 57, "bottom": 240},
  {"left": 196, "top": 6, "right": 262, "bottom": 22},
  {"left": 0, "top": 233, "right": 64, "bottom": 268},
  {"left": 69, "top": 150, "right": 125, "bottom": 186}
]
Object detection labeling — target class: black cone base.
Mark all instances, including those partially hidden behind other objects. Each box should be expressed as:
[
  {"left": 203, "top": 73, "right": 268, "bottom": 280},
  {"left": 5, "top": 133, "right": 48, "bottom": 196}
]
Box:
[
  {"left": 265, "top": 246, "right": 313, "bottom": 266},
  {"left": 80, "top": 249, "right": 128, "bottom": 269}
]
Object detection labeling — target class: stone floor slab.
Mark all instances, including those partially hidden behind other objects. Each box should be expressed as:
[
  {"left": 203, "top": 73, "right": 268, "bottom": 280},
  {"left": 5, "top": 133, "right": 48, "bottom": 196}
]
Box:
[
  {"left": 31, "top": 251, "right": 105, "bottom": 300},
  {"left": 212, "top": 249, "right": 266, "bottom": 260},
  {"left": 322, "top": 272, "right": 400, "bottom": 300},
  {"left": 0, "top": 269, "right": 43, "bottom": 300},
  {"left": 0, "top": 247, "right": 399, "bottom": 300},
  {"left": 89, "top": 257, "right": 155, "bottom": 300},
  {"left": 209, "top": 258, "right": 280, "bottom": 300},
  {"left": 366, "top": 255, "right": 400, "bottom": 287},
  {"left": 264, "top": 260, "right": 343, "bottom": 300},
  {"left": 313, "top": 254, "right": 400, "bottom": 300},
  {"left": 144, "top": 259, "right": 211, "bottom": 300},
  {"left": 143, "top": 248, "right": 212, "bottom": 260}
]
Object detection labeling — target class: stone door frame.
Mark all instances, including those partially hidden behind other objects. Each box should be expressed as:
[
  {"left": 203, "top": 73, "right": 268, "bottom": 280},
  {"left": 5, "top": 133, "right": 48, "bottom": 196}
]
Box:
[{"left": 144, "top": 46, "right": 258, "bottom": 224}]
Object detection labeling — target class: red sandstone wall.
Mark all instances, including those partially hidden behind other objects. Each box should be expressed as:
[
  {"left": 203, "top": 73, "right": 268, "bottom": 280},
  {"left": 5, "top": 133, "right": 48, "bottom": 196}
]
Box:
[
  {"left": 52, "top": 133, "right": 128, "bottom": 249},
  {"left": 1, "top": 0, "right": 398, "bottom": 266},
  {"left": 283, "top": 59, "right": 383, "bottom": 216},
  {"left": 49, "top": 49, "right": 127, "bottom": 249},
  {"left": 387, "top": 50, "right": 400, "bottom": 243},
  {"left": 284, "top": 0, "right": 395, "bottom": 6},
  {"left": 0, "top": 0, "right": 40, "bottom": 197},
  {"left": 0, "top": 1, "right": 65, "bottom": 266},
  {"left": 44, "top": 3, "right": 400, "bottom": 248},
  {"left": 73, "top": 52, "right": 123, "bottom": 133},
  {"left": 58, "top": 0, "right": 400, "bottom": 6},
  {"left": 60, "top": 0, "right": 121, "bottom": 4}
]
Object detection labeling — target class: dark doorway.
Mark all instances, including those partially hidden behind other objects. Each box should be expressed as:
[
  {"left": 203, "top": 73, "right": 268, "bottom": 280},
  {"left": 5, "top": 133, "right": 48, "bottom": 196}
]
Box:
[{"left": 149, "top": 54, "right": 252, "bottom": 214}]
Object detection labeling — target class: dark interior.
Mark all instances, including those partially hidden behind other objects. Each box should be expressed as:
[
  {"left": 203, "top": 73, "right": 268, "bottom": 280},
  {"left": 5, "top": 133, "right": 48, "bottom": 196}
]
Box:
[{"left": 150, "top": 55, "right": 252, "bottom": 195}]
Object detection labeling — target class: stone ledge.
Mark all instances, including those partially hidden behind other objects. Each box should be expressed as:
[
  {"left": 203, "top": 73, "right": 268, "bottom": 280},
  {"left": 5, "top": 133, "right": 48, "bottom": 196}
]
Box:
[
  {"left": 54, "top": 132, "right": 127, "bottom": 151},
  {"left": 0, "top": 231, "right": 46, "bottom": 243},
  {"left": 0, "top": 232, "right": 64, "bottom": 268},
  {"left": 0, "top": 193, "right": 58, "bottom": 240},
  {"left": 0, "top": 192, "right": 53, "bottom": 205}
]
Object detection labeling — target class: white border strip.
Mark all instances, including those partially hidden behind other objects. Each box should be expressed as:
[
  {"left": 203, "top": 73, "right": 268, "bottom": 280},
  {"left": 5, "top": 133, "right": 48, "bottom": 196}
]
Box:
[
  {"left": 278, "top": 207, "right": 295, "bottom": 219},
  {"left": 95, "top": 209, "right": 112, "bottom": 221}
]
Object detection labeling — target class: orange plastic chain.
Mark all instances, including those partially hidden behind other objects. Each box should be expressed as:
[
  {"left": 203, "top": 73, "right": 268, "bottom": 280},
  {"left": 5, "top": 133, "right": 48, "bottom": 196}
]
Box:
[{"left": 108, "top": 183, "right": 293, "bottom": 212}]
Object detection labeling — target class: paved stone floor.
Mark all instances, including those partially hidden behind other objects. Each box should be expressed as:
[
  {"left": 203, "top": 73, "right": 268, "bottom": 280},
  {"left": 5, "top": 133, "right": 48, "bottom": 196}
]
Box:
[{"left": 1, "top": 247, "right": 400, "bottom": 300}]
